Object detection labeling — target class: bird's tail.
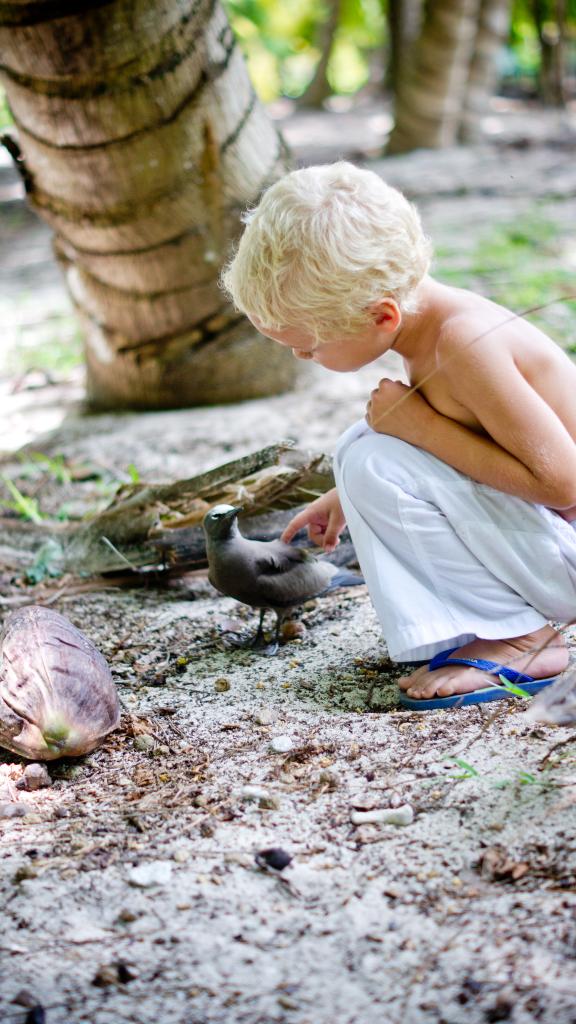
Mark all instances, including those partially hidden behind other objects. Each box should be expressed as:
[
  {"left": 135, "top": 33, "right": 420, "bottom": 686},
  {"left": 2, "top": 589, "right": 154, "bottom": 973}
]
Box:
[{"left": 326, "top": 570, "right": 364, "bottom": 590}]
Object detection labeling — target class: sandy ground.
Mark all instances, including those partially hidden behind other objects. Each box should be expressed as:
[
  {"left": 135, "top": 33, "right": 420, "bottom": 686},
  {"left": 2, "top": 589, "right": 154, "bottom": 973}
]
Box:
[{"left": 1, "top": 100, "right": 576, "bottom": 1024}]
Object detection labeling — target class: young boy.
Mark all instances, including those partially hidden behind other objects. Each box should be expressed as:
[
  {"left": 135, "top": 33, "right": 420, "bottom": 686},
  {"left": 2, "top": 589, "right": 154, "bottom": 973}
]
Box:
[{"left": 221, "top": 162, "right": 576, "bottom": 709}]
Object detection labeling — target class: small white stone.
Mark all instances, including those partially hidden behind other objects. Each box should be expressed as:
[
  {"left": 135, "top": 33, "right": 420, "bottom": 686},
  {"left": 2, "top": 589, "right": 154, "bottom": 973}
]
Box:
[
  {"left": 350, "top": 804, "right": 414, "bottom": 827},
  {"left": 240, "top": 785, "right": 270, "bottom": 802},
  {"left": 22, "top": 763, "right": 52, "bottom": 790},
  {"left": 0, "top": 802, "right": 27, "bottom": 819},
  {"left": 127, "top": 861, "right": 173, "bottom": 888},
  {"left": 173, "top": 849, "right": 190, "bottom": 863},
  {"left": 134, "top": 734, "right": 155, "bottom": 752},
  {"left": 255, "top": 708, "right": 275, "bottom": 726},
  {"left": 270, "top": 735, "right": 293, "bottom": 754}
]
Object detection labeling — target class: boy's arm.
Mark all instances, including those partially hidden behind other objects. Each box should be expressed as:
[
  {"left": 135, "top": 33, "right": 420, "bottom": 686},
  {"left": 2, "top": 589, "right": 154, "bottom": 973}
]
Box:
[{"left": 367, "top": 336, "right": 576, "bottom": 509}]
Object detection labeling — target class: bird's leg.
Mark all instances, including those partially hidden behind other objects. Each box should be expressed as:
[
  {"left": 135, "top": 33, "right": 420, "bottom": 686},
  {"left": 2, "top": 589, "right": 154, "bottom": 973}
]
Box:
[
  {"left": 222, "top": 610, "right": 286, "bottom": 656},
  {"left": 222, "top": 609, "right": 269, "bottom": 650},
  {"left": 257, "top": 611, "right": 285, "bottom": 658},
  {"left": 251, "top": 608, "right": 267, "bottom": 646}
]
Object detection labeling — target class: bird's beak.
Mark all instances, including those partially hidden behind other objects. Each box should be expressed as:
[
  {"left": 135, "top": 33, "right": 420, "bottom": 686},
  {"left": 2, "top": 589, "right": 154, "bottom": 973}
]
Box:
[{"left": 224, "top": 505, "right": 243, "bottom": 518}]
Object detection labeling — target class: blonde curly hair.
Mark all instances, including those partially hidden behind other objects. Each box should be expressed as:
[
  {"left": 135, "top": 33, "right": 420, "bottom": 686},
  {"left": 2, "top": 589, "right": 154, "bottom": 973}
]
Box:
[{"left": 221, "top": 161, "right": 433, "bottom": 342}]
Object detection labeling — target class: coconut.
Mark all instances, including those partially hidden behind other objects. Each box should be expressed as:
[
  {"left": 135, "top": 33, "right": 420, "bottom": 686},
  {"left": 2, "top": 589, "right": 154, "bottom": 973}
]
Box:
[{"left": 0, "top": 605, "right": 120, "bottom": 760}]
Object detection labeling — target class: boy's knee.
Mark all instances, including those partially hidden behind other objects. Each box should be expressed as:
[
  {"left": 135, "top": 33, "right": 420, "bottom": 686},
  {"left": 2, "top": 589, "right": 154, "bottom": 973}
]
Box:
[
  {"left": 335, "top": 429, "right": 410, "bottom": 477},
  {"left": 336, "top": 430, "right": 414, "bottom": 498}
]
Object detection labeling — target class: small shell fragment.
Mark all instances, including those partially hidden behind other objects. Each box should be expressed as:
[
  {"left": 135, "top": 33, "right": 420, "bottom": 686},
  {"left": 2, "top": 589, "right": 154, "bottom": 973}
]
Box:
[
  {"left": 241, "top": 784, "right": 270, "bottom": 802},
  {"left": 16, "top": 763, "right": 52, "bottom": 791},
  {"left": 270, "top": 735, "right": 293, "bottom": 754},
  {"left": 127, "top": 861, "right": 173, "bottom": 888},
  {"left": 350, "top": 804, "right": 414, "bottom": 826}
]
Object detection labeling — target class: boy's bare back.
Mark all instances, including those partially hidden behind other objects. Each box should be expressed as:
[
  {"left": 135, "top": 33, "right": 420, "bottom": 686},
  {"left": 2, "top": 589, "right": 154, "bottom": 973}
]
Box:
[
  {"left": 407, "top": 279, "right": 576, "bottom": 441},
  {"left": 366, "top": 277, "right": 576, "bottom": 517}
]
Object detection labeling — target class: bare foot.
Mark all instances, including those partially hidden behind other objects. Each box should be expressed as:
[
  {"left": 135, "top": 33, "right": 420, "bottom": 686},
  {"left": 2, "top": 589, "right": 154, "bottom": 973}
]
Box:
[{"left": 398, "top": 625, "right": 568, "bottom": 701}]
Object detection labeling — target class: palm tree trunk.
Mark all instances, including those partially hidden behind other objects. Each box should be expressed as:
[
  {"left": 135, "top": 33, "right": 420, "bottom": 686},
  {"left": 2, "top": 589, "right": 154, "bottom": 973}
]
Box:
[
  {"left": 0, "top": 0, "right": 295, "bottom": 409},
  {"left": 533, "top": 0, "right": 567, "bottom": 106},
  {"left": 386, "top": 0, "right": 422, "bottom": 94},
  {"left": 459, "top": 0, "right": 511, "bottom": 142},
  {"left": 387, "top": 0, "right": 482, "bottom": 154},
  {"left": 298, "top": 0, "right": 341, "bottom": 109}
]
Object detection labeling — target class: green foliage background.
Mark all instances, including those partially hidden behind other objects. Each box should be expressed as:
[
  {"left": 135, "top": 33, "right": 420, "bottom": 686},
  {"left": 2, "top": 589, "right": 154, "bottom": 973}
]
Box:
[{"left": 220, "top": 0, "right": 576, "bottom": 103}]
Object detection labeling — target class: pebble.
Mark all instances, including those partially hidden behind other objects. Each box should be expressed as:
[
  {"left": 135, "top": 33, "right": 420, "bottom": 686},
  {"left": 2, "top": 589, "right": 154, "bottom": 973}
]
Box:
[
  {"left": 92, "top": 964, "right": 119, "bottom": 987},
  {"left": 173, "top": 849, "right": 190, "bottom": 863},
  {"left": 11, "top": 990, "right": 38, "bottom": 1008},
  {"left": 259, "top": 795, "right": 281, "bottom": 810},
  {"left": 255, "top": 708, "right": 275, "bottom": 726},
  {"left": 214, "top": 677, "right": 231, "bottom": 692},
  {"left": 281, "top": 621, "right": 307, "bottom": 640},
  {"left": 350, "top": 804, "right": 414, "bottom": 827},
  {"left": 224, "top": 852, "right": 253, "bottom": 867},
  {"left": 133, "top": 734, "right": 155, "bottom": 752},
  {"left": 270, "top": 735, "right": 293, "bottom": 754},
  {"left": 0, "top": 782, "right": 16, "bottom": 802},
  {"left": 241, "top": 785, "right": 270, "bottom": 802},
  {"left": 17, "top": 764, "right": 52, "bottom": 791},
  {"left": 0, "top": 802, "right": 27, "bottom": 819},
  {"left": 91, "top": 961, "right": 139, "bottom": 987},
  {"left": 278, "top": 996, "right": 299, "bottom": 1010},
  {"left": 127, "top": 861, "right": 173, "bottom": 888},
  {"left": 255, "top": 847, "right": 293, "bottom": 871},
  {"left": 116, "top": 908, "right": 137, "bottom": 923},
  {"left": 318, "top": 769, "right": 340, "bottom": 789},
  {"left": 351, "top": 793, "right": 380, "bottom": 811}
]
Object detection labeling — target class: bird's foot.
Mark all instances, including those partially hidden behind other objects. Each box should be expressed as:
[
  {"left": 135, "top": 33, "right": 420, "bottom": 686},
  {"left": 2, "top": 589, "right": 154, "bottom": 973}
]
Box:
[
  {"left": 221, "top": 629, "right": 279, "bottom": 656},
  {"left": 258, "top": 641, "right": 279, "bottom": 657},
  {"left": 221, "top": 629, "right": 256, "bottom": 649}
]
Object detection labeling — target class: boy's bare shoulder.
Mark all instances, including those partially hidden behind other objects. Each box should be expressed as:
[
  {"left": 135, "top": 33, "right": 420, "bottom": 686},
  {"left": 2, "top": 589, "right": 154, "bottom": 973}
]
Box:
[{"left": 435, "top": 307, "right": 512, "bottom": 372}]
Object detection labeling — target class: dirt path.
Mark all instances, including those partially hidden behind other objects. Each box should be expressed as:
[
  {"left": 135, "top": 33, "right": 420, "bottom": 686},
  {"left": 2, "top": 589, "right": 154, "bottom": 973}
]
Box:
[{"left": 1, "top": 100, "right": 576, "bottom": 1024}]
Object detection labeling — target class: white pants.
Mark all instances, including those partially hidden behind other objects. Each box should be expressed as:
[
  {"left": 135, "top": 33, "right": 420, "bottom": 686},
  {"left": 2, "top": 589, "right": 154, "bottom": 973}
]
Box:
[{"left": 334, "top": 419, "right": 576, "bottom": 662}]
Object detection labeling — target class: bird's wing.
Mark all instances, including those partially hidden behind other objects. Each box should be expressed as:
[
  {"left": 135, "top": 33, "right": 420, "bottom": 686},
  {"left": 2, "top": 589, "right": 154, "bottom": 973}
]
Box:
[{"left": 252, "top": 540, "right": 315, "bottom": 577}]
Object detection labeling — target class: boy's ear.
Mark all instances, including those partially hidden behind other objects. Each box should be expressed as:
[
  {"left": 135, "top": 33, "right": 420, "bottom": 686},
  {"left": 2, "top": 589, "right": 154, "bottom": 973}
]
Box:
[{"left": 371, "top": 299, "right": 401, "bottom": 332}]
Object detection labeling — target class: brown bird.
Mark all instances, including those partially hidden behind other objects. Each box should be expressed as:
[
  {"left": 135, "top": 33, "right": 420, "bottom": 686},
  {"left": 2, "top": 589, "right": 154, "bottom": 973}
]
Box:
[{"left": 203, "top": 504, "right": 363, "bottom": 654}]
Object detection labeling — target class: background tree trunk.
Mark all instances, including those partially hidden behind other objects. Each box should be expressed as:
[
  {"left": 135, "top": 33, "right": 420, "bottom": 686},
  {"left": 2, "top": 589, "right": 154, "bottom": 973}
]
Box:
[
  {"left": 533, "top": 0, "right": 567, "bottom": 106},
  {"left": 459, "top": 0, "right": 512, "bottom": 142},
  {"left": 298, "top": 0, "right": 341, "bottom": 109},
  {"left": 0, "top": 0, "right": 295, "bottom": 410},
  {"left": 385, "top": 0, "right": 422, "bottom": 94},
  {"left": 387, "top": 0, "right": 510, "bottom": 153}
]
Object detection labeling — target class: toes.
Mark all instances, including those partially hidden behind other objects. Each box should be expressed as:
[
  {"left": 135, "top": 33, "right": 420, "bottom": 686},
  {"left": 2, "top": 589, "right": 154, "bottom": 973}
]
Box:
[
  {"left": 401, "top": 666, "right": 492, "bottom": 700},
  {"left": 405, "top": 679, "right": 443, "bottom": 699},
  {"left": 398, "top": 666, "right": 427, "bottom": 690}
]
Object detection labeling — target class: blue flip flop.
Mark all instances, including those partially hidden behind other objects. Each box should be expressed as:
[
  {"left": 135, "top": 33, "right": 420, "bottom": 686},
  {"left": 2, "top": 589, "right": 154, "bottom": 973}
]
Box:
[{"left": 398, "top": 646, "right": 559, "bottom": 710}]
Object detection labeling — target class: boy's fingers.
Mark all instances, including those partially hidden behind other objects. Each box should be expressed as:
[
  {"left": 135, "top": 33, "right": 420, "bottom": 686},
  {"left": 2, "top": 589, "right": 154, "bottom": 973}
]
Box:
[
  {"left": 323, "top": 531, "right": 340, "bottom": 553},
  {"left": 280, "top": 509, "right": 311, "bottom": 543}
]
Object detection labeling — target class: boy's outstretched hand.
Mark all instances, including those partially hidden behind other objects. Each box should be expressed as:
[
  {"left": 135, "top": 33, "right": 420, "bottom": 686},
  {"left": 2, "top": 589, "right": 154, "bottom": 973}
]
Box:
[{"left": 281, "top": 487, "right": 346, "bottom": 554}]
